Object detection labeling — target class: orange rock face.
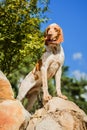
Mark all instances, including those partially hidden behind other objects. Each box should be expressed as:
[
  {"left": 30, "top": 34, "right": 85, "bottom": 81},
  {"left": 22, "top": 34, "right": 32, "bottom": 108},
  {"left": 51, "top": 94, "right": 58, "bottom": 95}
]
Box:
[
  {"left": 0, "top": 71, "right": 30, "bottom": 130},
  {"left": 0, "top": 79, "right": 14, "bottom": 100},
  {"left": 0, "top": 100, "right": 26, "bottom": 130},
  {"left": 0, "top": 71, "right": 14, "bottom": 101}
]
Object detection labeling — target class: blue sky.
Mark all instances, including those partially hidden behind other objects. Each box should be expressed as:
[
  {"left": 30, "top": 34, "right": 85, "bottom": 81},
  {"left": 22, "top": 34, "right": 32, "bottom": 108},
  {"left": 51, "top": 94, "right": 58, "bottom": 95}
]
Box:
[{"left": 41, "top": 0, "right": 87, "bottom": 80}]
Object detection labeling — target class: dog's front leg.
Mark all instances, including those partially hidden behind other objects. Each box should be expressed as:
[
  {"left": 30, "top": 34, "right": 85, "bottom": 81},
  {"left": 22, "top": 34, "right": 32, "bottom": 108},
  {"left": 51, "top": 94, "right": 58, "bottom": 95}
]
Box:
[
  {"left": 55, "top": 66, "right": 67, "bottom": 100},
  {"left": 41, "top": 65, "right": 52, "bottom": 102}
]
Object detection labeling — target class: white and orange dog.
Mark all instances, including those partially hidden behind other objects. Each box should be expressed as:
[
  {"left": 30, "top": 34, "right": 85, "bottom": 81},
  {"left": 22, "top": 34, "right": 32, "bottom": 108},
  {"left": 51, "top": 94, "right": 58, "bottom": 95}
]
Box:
[{"left": 17, "top": 23, "right": 67, "bottom": 109}]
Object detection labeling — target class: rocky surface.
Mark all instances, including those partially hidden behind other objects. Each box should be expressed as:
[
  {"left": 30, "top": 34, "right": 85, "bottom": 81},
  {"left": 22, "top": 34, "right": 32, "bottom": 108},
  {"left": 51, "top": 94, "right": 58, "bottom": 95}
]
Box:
[
  {"left": 0, "top": 71, "right": 31, "bottom": 130},
  {"left": 0, "top": 70, "right": 87, "bottom": 130},
  {"left": 27, "top": 97, "right": 87, "bottom": 130},
  {"left": 0, "top": 71, "right": 14, "bottom": 100},
  {"left": 0, "top": 100, "right": 30, "bottom": 130}
]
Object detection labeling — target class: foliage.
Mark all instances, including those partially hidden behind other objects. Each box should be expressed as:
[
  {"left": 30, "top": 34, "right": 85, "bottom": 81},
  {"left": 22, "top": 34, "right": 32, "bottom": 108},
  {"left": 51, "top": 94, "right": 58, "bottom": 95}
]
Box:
[
  {"left": 0, "top": 0, "right": 49, "bottom": 92},
  {"left": 61, "top": 76, "right": 87, "bottom": 114},
  {"left": 0, "top": 0, "right": 49, "bottom": 74}
]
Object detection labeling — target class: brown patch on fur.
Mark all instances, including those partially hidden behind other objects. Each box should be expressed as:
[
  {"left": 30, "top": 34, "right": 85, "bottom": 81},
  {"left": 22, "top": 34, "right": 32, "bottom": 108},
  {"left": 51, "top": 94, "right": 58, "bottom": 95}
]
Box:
[
  {"left": 35, "top": 59, "right": 42, "bottom": 71},
  {"left": 57, "top": 28, "right": 64, "bottom": 44},
  {"left": 32, "top": 60, "right": 42, "bottom": 80},
  {"left": 34, "top": 74, "right": 39, "bottom": 80}
]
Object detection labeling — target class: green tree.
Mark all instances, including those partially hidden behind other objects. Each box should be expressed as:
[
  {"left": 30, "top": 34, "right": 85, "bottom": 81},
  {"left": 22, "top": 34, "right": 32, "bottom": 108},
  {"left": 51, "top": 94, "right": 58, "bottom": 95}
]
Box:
[
  {"left": 0, "top": 0, "right": 49, "bottom": 95},
  {"left": 0, "top": 0, "right": 49, "bottom": 75},
  {"left": 61, "top": 66, "right": 87, "bottom": 114}
]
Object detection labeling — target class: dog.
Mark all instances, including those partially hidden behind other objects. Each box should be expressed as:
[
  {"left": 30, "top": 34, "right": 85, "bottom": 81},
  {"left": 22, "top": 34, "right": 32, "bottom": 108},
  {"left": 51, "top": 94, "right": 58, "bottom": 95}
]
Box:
[{"left": 17, "top": 23, "right": 67, "bottom": 110}]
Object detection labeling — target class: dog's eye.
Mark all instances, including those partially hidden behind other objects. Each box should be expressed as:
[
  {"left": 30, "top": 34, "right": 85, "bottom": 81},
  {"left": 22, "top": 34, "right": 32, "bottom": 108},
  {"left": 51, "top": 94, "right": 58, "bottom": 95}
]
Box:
[{"left": 54, "top": 27, "right": 58, "bottom": 32}]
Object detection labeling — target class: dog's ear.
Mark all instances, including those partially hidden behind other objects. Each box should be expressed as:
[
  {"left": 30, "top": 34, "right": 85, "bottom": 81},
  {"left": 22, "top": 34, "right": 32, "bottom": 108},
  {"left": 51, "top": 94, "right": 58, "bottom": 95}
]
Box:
[
  {"left": 44, "top": 27, "right": 48, "bottom": 40},
  {"left": 57, "top": 27, "right": 64, "bottom": 44}
]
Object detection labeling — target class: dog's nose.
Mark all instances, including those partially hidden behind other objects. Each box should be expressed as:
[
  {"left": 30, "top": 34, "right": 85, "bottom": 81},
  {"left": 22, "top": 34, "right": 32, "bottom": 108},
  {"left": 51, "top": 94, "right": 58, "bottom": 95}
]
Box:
[{"left": 48, "top": 34, "right": 52, "bottom": 37}]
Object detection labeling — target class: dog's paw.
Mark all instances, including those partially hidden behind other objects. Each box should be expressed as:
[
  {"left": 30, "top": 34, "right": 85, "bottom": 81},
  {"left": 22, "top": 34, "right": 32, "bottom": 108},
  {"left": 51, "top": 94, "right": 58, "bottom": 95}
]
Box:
[
  {"left": 57, "top": 93, "right": 68, "bottom": 100},
  {"left": 43, "top": 93, "right": 52, "bottom": 102}
]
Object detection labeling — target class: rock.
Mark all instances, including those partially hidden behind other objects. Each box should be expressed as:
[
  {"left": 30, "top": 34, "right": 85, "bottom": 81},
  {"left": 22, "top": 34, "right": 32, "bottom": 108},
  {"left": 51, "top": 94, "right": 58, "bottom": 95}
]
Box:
[
  {"left": 27, "top": 97, "right": 87, "bottom": 130},
  {"left": 0, "top": 71, "right": 14, "bottom": 100},
  {"left": 0, "top": 71, "right": 31, "bottom": 130},
  {"left": 36, "top": 116, "right": 62, "bottom": 130},
  {"left": 1, "top": 70, "right": 87, "bottom": 130},
  {"left": 0, "top": 100, "right": 30, "bottom": 130}
]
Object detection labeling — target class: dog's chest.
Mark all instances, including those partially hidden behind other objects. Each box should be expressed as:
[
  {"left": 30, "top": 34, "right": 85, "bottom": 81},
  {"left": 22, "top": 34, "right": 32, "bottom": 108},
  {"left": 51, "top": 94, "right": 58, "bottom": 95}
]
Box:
[
  {"left": 41, "top": 51, "right": 64, "bottom": 78},
  {"left": 47, "top": 61, "right": 59, "bottom": 78},
  {"left": 41, "top": 45, "right": 64, "bottom": 78},
  {"left": 42, "top": 47, "right": 64, "bottom": 65},
  {"left": 42, "top": 51, "right": 52, "bottom": 62}
]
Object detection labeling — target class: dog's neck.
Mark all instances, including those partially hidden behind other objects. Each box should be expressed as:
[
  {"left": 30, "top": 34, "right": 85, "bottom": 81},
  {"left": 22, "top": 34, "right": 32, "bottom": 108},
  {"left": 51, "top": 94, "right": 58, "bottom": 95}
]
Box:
[{"left": 45, "top": 44, "right": 61, "bottom": 54}]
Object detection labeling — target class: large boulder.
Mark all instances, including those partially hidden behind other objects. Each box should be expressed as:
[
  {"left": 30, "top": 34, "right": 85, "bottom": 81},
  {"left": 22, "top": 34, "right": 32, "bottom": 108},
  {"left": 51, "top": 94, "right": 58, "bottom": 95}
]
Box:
[
  {"left": 0, "top": 71, "right": 31, "bottom": 130},
  {"left": 1, "top": 70, "right": 87, "bottom": 130},
  {"left": 0, "top": 100, "right": 30, "bottom": 130},
  {"left": 27, "top": 97, "right": 87, "bottom": 130},
  {"left": 0, "top": 71, "right": 14, "bottom": 100}
]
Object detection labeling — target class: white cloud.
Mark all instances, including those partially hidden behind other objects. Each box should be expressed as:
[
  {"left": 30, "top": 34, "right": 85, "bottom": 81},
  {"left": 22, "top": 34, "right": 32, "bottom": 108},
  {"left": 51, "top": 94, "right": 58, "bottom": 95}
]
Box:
[
  {"left": 72, "top": 70, "right": 87, "bottom": 80},
  {"left": 72, "top": 52, "right": 82, "bottom": 60},
  {"left": 81, "top": 93, "right": 87, "bottom": 101}
]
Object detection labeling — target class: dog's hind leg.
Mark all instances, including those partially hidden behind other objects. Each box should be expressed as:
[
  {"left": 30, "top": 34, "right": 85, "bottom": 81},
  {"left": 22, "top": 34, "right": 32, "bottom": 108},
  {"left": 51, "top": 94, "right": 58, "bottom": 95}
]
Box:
[
  {"left": 17, "top": 71, "right": 41, "bottom": 101},
  {"left": 25, "top": 84, "right": 41, "bottom": 111}
]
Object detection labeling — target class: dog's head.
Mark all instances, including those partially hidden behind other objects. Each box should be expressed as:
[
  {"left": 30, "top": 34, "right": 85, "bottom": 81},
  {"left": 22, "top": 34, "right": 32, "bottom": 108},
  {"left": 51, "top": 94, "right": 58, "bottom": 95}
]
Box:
[{"left": 44, "top": 23, "right": 64, "bottom": 45}]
